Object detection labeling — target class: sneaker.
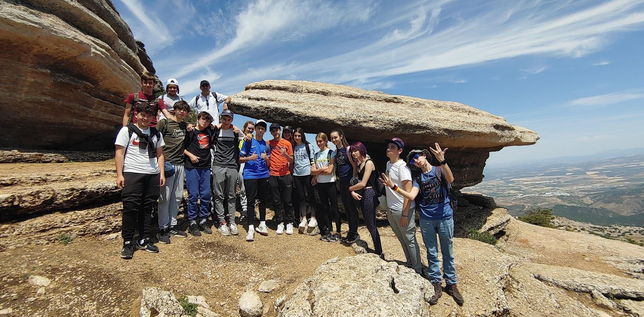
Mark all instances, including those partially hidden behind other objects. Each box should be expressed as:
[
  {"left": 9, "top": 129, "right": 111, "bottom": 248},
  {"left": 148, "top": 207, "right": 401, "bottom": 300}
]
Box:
[
  {"left": 343, "top": 233, "right": 359, "bottom": 244},
  {"left": 120, "top": 241, "right": 134, "bottom": 259},
  {"left": 199, "top": 221, "right": 212, "bottom": 234},
  {"left": 256, "top": 223, "right": 268, "bottom": 236},
  {"left": 308, "top": 218, "right": 318, "bottom": 228},
  {"left": 229, "top": 222, "right": 239, "bottom": 235},
  {"left": 320, "top": 234, "right": 329, "bottom": 241},
  {"left": 445, "top": 284, "right": 464, "bottom": 306},
  {"left": 429, "top": 283, "right": 443, "bottom": 305},
  {"left": 135, "top": 238, "right": 159, "bottom": 253},
  {"left": 276, "top": 222, "right": 285, "bottom": 235},
  {"left": 285, "top": 223, "right": 294, "bottom": 235},
  {"left": 298, "top": 218, "right": 307, "bottom": 233},
  {"left": 218, "top": 223, "right": 231, "bottom": 236},
  {"left": 157, "top": 229, "right": 171, "bottom": 244},
  {"left": 168, "top": 227, "right": 187, "bottom": 238},
  {"left": 189, "top": 222, "right": 201, "bottom": 236},
  {"left": 246, "top": 225, "right": 255, "bottom": 241}
]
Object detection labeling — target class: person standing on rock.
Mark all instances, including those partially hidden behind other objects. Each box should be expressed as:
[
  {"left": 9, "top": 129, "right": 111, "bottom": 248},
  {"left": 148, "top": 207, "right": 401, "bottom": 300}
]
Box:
[
  {"left": 156, "top": 101, "right": 191, "bottom": 244},
  {"left": 188, "top": 80, "right": 230, "bottom": 126},
  {"left": 122, "top": 71, "right": 172, "bottom": 128},
  {"left": 157, "top": 78, "right": 184, "bottom": 121},
  {"left": 348, "top": 142, "right": 383, "bottom": 257},
  {"left": 268, "top": 123, "right": 295, "bottom": 235},
  {"left": 291, "top": 127, "right": 318, "bottom": 233},
  {"left": 380, "top": 144, "right": 464, "bottom": 306},
  {"left": 114, "top": 102, "right": 166, "bottom": 259},
  {"left": 382, "top": 137, "right": 422, "bottom": 274},
  {"left": 239, "top": 119, "right": 271, "bottom": 241},
  {"left": 330, "top": 129, "right": 360, "bottom": 243},
  {"left": 311, "top": 132, "right": 339, "bottom": 241}
]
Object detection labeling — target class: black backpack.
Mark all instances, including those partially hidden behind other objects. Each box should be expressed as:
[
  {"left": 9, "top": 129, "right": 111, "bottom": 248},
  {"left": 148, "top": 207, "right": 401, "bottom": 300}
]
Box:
[
  {"left": 367, "top": 159, "right": 386, "bottom": 197},
  {"left": 125, "top": 123, "right": 160, "bottom": 159}
]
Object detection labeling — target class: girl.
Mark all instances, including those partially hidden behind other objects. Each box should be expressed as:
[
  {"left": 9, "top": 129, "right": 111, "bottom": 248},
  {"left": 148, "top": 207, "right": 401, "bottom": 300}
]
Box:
[
  {"left": 292, "top": 128, "right": 318, "bottom": 233},
  {"left": 330, "top": 129, "right": 360, "bottom": 243},
  {"left": 348, "top": 142, "right": 383, "bottom": 257},
  {"left": 311, "top": 132, "right": 340, "bottom": 241},
  {"left": 237, "top": 121, "right": 255, "bottom": 223}
]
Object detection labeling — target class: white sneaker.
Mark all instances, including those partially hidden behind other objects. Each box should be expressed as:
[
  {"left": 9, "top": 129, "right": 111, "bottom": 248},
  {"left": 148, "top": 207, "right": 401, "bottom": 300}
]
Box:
[
  {"left": 218, "top": 224, "right": 230, "bottom": 236},
  {"left": 276, "top": 222, "right": 285, "bottom": 235},
  {"left": 286, "top": 223, "right": 294, "bottom": 235},
  {"left": 298, "top": 218, "right": 307, "bottom": 233},
  {"left": 229, "top": 222, "right": 239, "bottom": 235},
  {"left": 308, "top": 218, "right": 318, "bottom": 228},
  {"left": 255, "top": 223, "right": 268, "bottom": 236},
  {"left": 246, "top": 226, "right": 255, "bottom": 241}
]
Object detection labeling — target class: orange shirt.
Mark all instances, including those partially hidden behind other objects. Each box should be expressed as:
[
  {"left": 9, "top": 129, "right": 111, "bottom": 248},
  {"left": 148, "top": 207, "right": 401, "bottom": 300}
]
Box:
[{"left": 268, "top": 138, "right": 293, "bottom": 176}]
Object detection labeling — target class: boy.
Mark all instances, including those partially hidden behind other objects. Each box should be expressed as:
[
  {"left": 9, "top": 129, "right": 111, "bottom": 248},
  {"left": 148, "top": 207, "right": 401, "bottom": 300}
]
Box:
[
  {"left": 115, "top": 103, "right": 166, "bottom": 259},
  {"left": 156, "top": 101, "right": 190, "bottom": 244},
  {"left": 183, "top": 111, "right": 216, "bottom": 236},
  {"left": 122, "top": 71, "right": 172, "bottom": 127},
  {"left": 212, "top": 110, "right": 242, "bottom": 236},
  {"left": 240, "top": 119, "right": 271, "bottom": 241},
  {"left": 268, "top": 123, "right": 295, "bottom": 235}
]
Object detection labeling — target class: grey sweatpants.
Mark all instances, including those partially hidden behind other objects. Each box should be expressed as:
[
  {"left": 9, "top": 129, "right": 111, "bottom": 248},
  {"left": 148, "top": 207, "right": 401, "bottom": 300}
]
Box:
[
  {"left": 212, "top": 165, "right": 238, "bottom": 225},
  {"left": 158, "top": 164, "right": 185, "bottom": 230},
  {"left": 387, "top": 206, "right": 422, "bottom": 273}
]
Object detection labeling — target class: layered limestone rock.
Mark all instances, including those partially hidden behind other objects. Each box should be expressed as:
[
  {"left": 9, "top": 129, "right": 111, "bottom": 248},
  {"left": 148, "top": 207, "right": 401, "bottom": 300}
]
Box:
[
  {"left": 230, "top": 80, "right": 539, "bottom": 189},
  {"left": 0, "top": 0, "right": 153, "bottom": 150}
]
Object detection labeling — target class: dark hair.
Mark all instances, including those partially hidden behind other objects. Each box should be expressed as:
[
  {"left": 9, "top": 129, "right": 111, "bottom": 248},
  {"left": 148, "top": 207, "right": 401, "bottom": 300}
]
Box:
[
  {"left": 197, "top": 111, "right": 213, "bottom": 122},
  {"left": 134, "top": 103, "right": 156, "bottom": 115},
  {"left": 173, "top": 100, "right": 190, "bottom": 112},
  {"left": 330, "top": 128, "right": 349, "bottom": 148},
  {"left": 406, "top": 149, "right": 429, "bottom": 174},
  {"left": 349, "top": 141, "right": 367, "bottom": 158},
  {"left": 294, "top": 127, "right": 309, "bottom": 145}
]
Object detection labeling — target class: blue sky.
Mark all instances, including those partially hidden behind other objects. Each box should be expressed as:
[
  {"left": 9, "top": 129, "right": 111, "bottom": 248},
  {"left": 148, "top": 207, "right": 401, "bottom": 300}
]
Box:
[{"left": 113, "top": 0, "right": 644, "bottom": 167}]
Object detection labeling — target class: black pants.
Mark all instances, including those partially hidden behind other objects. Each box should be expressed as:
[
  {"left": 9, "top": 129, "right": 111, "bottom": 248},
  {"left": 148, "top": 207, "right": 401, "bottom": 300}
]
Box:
[
  {"left": 293, "top": 175, "right": 317, "bottom": 218},
  {"left": 317, "top": 182, "right": 340, "bottom": 234},
  {"left": 339, "top": 181, "right": 359, "bottom": 236},
  {"left": 361, "top": 187, "right": 382, "bottom": 255},
  {"left": 121, "top": 172, "right": 160, "bottom": 242},
  {"left": 269, "top": 175, "right": 294, "bottom": 224},
  {"left": 244, "top": 177, "right": 269, "bottom": 226}
]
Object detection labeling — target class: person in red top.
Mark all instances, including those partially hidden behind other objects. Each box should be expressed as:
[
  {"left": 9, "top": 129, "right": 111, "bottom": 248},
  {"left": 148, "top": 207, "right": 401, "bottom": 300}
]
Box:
[
  {"left": 268, "top": 123, "right": 295, "bottom": 235},
  {"left": 122, "top": 71, "right": 172, "bottom": 128}
]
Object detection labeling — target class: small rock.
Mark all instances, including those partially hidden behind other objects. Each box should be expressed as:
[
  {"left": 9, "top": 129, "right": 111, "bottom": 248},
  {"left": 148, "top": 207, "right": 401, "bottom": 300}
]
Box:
[
  {"left": 0, "top": 308, "right": 13, "bottom": 315},
  {"left": 28, "top": 276, "right": 51, "bottom": 287},
  {"left": 591, "top": 290, "right": 615, "bottom": 309},
  {"left": 274, "top": 295, "right": 286, "bottom": 311},
  {"left": 36, "top": 287, "right": 46, "bottom": 295},
  {"left": 258, "top": 280, "right": 280, "bottom": 293},
  {"left": 188, "top": 295, "right": 210, "bottom": 309},
  {"left": 585, "top": 258, "right": 591, "bottom": 262},
  {"left": 197, "top": 306, "right": 219, "bottom": 317},
  {"left": 239, "top": 290, "right": 263, "bottom": 317},
  {"left": 103, "top": 233, "right": 120, "bottom": 241}
]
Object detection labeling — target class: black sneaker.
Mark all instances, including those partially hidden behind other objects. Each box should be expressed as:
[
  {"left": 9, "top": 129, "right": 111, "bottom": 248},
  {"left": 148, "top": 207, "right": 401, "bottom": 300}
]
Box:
[
  {"left": 135, "top": 238, "right": 159, "bottom": 253},
  {"left": 157, "top": 229, "right": 171, "bottom": 244},
  {"left": 199, "top": 221, "right": 212, "bottom": 234},
  {"left": 429, "top": 282, "right": 443, "bottom": 305},
  {"left": 120, "top": 241, "right": 134, "bottom": 259},
  {"left": 343, "top": 233, "right": 360, "bottom": 244},
  {"left": 445, "top": 284, "right": 464, "bottom": 306},
  {"left": 168, "top": 227, "right": 187, "bottom": 238},
  {"left": 319, "top": 233, "right": 329, "bottom": 242},
  {"left": 189, "top": 223, "right": 201, "bottom": 236}
]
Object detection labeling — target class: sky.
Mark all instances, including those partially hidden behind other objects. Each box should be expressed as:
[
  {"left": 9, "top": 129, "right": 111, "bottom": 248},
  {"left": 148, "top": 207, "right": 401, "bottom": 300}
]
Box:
[{"left": 113, "top": 0, "right": 644, "bottom": 167}]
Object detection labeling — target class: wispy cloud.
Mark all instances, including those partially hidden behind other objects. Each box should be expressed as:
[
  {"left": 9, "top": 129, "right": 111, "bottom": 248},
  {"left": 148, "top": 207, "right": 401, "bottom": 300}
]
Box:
[
  {"left": 593, "top": 60, "right": 611, "bottom": 66},
  {"left": 520, "top": 66, "right": 547, "bottom": 74},
  {"left": 568, "top": 92, "right": 644, "bottom": 106},
  {"left": 118, "top": 0, "right": 174, "bottom": 51}
]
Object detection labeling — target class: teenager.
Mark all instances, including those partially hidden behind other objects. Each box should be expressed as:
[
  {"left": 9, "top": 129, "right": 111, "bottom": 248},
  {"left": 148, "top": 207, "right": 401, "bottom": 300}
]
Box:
[
  {"left": 237, "top": 121, "right": 255, "bottom": 224},
  {"left": 122, "top": 71, "right": 172, "bottom": 127},
  {"left": 380, "top": 144, "right": 464, "bottom": 306},
  {"left": 115, "top": 103, "right": 165, "bottom": 259},
  {"left": 157, "top": 78, "right": 183, "bottom": 120},
  {"left": 311, "top": 133, "right": 340, "bottom": 241},
  {"left": 383, "top": 137, "right": 421, "bottom": 273},
  {"left": 291, "top": 128, "right": 317, "bottom": 233},
  {"left": 188, "top": 80, "right": 230, "bottom": 126},
  {"left": 348, "top": 142, "right": 383, "bottom": 258},
  {"left": 268, "top": 123, "right": 295, "bottom": 235},
  {"left": 212, "top": 110, "right": 242, "bottom": 236},
  {"left": 330, "top": 129, "right": 359, "bottom": 243},
  {"left": 240, "top": 119, "right": 271, "bottom": 241}
]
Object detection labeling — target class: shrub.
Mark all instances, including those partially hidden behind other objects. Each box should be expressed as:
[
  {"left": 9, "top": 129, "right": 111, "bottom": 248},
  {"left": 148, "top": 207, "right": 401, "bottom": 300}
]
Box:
[
  {"left": 178, "top": 296, "right": 198, "bottom": 316},
  {"left": 518, "top": 208, "right": 555, "bottom": 228},
  {"left": 466, "top": 228, "right": 498, "bottom": 245},
  {"left": 56, "top": 233, "right": 75, "bottom": 245}
]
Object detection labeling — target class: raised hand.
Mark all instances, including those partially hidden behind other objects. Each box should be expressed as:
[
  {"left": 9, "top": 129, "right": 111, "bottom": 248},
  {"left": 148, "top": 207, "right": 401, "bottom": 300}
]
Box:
[
  {"left": 379, "top": 173, "right": 394, "bottom": 188},
  {"left": 429, "top": 142, "right": 448, "bottom": 162}
]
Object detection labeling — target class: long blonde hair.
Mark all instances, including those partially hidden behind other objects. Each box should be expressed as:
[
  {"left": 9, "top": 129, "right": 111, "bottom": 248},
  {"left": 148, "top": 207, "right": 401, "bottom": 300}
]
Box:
[{"left": 316, "top": 132, "right": 329, "bottom": 150}]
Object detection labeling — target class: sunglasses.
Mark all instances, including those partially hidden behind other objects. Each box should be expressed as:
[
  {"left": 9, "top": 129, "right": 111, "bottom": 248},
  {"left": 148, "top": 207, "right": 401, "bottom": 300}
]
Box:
[{"left": 409, "top": 154, "right": 420, "bottom": 164}]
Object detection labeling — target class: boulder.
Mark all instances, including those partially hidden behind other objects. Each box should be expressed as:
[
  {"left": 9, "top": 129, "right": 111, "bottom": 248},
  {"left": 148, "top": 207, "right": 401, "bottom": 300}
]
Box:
[
  {"left": 239, "top": 290, "right": 263, "bottom": 317},
  {"left": 229, "top": 80, "right": 539, "bottom": 189},
  {"left": 0, "top": 0, "right": 154, "bottom": 150},
  {"left": 139, "top": 287, "right": 184, "bottom": 317}
]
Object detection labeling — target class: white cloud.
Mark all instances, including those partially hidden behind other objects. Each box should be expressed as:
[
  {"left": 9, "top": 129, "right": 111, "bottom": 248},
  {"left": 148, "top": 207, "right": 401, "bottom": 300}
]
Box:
[
  {"left": 568, "top": 92, "right": 644, "bottom": 106},
  {"left": 593, "top": 61, "right": 611, "bottom": 66},
  {"left": 520, "top": 66, "right": 547, "bottom": 74},
  {"left": 118, "top": 0, "right": 174, "bottom": 51}
]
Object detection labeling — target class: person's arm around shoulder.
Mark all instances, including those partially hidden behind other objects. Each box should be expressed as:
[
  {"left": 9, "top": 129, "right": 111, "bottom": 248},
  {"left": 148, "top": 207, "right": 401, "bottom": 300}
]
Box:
[
  {"left": 380, "top": 173, "right": 420, "bottom": 201},
  {"left": 122, "top": 94, "right": 134, "bottom": 127}
]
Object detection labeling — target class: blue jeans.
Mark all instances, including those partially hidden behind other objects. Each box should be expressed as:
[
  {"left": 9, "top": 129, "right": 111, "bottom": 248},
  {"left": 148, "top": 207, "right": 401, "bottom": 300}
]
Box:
[
  {"left": 420, "top": 217, "right": 457, "bottom": 285},
  {"left": 185, "top": 167, "right": 211, "bottom": 221}
]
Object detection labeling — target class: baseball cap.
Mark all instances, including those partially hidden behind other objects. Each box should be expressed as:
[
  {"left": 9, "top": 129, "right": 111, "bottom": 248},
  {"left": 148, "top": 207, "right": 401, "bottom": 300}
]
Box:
[
  {"left": 200, "top": 80, "right": 210, "bottom": 87},
  {"left": 283, "top": 126, "right": 294, "bottom": 133},
  {"left": 255, "top": 119, "right": 267, "bottom": 128},
  {"left": 166, "top": 78, "right": 179, "bottom": 86},
  {"left": 269, "top": 122, "right": 281, "bottom": 131},
  {"left": 221, "top": 109, "right": 234, "bottom": 119},
  {"left": 385, "top": 137, "right": 405, "bottom": 149}
]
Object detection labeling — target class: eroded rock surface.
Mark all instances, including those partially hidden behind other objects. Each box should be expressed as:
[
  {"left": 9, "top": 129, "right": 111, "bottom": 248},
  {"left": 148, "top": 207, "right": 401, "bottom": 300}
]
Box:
[
  {"left": 230, "top": 80, "right": 539, "bottom": 189},
  {"left": 0, "top": 0, "right": 154, "bottom": 150}
]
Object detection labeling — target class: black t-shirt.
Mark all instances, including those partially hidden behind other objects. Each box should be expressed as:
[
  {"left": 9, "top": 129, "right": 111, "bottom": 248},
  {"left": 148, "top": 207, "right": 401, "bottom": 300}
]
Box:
[{"left": 183, "top": 127, "right": 213, "bottom": 169}]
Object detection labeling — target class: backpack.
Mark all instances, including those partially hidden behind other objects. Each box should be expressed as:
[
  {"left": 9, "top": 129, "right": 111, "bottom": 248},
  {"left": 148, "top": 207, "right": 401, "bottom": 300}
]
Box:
[
  {"left": 436, "top": 167, "right": 458, "bottom": 211},
  {"left": 305, "top": 143, "right": 314, "bottom": 165},
  {"left": 194, "top": 92, "right": 218, "bottom": 111},
  {"left": 367, "top": 159, "right": 386, "bottom": 198},
  {"left": 125, "top": 123, "right": 160, "bottom": 160},
  {"left": 128, "top": 92, "right": 159, "bottom": 124}
]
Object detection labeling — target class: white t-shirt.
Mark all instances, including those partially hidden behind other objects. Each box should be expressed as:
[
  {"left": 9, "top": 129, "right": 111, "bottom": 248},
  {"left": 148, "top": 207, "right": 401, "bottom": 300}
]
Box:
[
  {"left": 188, "top": 92, "right": 228, "bottom": 126},
  {"left": 385, "top": 160, "right": 414, "bottom": 210},
  {"left": 314, "top": 148, "right": 336, "bottom": 183},
  {"left": 115, "top": 126, "right": 165, "bottom": 174},
  {"left": 157, "top": 94, "right": 184, "bottom": 120}
]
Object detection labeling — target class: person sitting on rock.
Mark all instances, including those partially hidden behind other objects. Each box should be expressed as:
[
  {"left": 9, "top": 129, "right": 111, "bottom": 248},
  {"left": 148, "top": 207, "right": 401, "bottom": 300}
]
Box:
[
  {"left": 122, "top": 71, "right": 172, "bottom": 128},
  {"left": 268, "top": 123, "right": 295, "bottom": 235},
  {"left": 114, "top": 102, "right": 166, "bottom": 259},
  {"left": 311, "top": 132, "right": 339, "bottom": 241},
  {"left": 380, "top": 143, "right": 464, "bottom": 306},
  {"left": 157, "top": 78, "right": 184, "bottom": 120}
]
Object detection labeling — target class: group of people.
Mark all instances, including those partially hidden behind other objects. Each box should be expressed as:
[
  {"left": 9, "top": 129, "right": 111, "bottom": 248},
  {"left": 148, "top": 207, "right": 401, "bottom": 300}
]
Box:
[{"left": 114, "top": 72, "right": 464, "bottom": 306}]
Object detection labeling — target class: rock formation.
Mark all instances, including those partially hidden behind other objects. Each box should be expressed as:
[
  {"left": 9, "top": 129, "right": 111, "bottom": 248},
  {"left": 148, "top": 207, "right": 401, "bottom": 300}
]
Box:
[
  {"left": 0, "top": 0, "right": 154, "bottom": 150},
  {"left": 230, "top": 80, "right": 539, "bottom": 189}
]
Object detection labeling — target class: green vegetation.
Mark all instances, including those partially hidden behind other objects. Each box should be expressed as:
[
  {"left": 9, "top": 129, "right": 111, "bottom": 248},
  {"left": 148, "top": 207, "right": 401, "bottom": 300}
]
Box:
[
  {"left": 56, "top": 233, "right": 75, "bottom": 245},
  {"left": 518, "top": 208, "right": 555, "bottom": 228},
  {"left": 625, "top": 238, "right": 644, "bottom": 247},
  {"left": 466, "top": 228, "right": 498, "bottom": 245},
  {"left": 178, "top": 296, "right": 198, "bottom": 316}
]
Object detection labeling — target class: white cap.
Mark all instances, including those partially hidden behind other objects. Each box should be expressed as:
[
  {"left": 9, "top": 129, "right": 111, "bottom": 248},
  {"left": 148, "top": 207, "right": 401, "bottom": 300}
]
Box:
[{"left": 166, "top": 78, "right": 179, "bottom": 86}]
